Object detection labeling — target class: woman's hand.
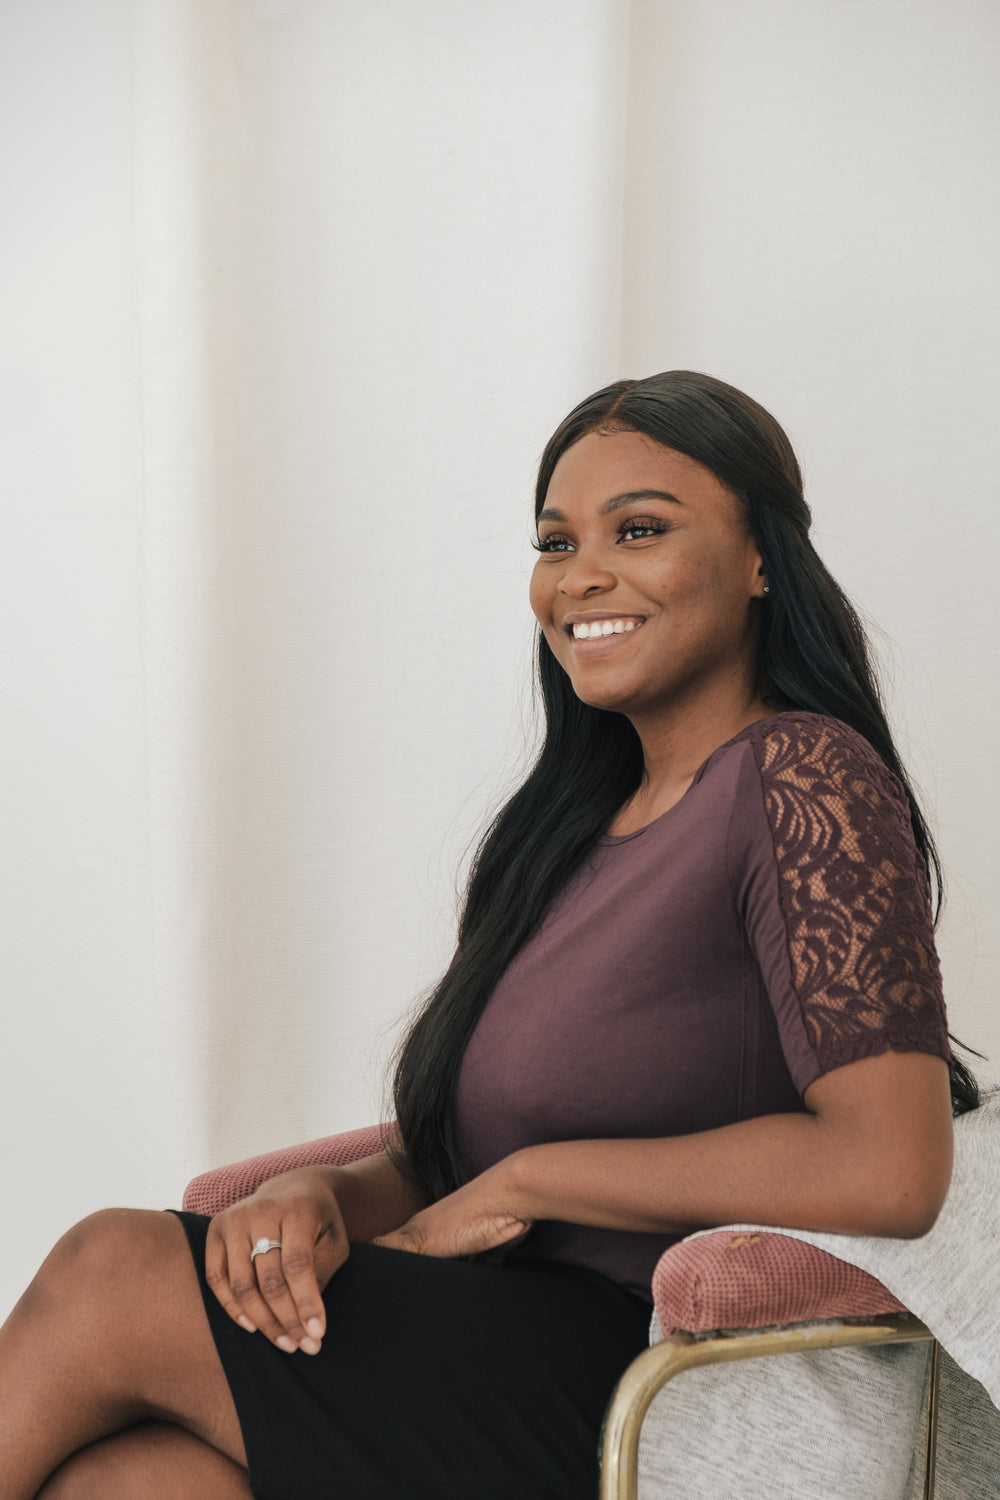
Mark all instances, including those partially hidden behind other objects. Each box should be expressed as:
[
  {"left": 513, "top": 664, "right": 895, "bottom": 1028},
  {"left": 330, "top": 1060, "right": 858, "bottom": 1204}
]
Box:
[
  {"left": 373, "top": 1161, "right": 533, "bottom": 1261},
  {"left": 205, "top": 1166, "right": 349, "bottom": 1356}
]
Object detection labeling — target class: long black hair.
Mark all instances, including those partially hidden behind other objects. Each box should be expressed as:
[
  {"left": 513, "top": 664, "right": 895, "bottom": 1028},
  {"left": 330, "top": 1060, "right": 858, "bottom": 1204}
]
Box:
[{"left": 392, "top": 371, "right": 978, "bottom": 1204}]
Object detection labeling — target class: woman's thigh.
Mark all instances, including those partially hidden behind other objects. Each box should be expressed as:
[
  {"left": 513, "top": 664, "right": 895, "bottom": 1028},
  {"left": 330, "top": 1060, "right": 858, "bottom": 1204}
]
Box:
[{"left": 177, "top": 1213, "right": 650, "bottom": 1500}]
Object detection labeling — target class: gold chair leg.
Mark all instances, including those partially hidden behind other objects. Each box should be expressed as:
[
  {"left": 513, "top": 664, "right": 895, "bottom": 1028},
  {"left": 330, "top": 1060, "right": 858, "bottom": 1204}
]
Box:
[
  {"left": 923, "top": 1338, "right": 940, "bottom": 1500},
  {"left": 599, "top": 1315, "right": 935, "bottom": 1500}
]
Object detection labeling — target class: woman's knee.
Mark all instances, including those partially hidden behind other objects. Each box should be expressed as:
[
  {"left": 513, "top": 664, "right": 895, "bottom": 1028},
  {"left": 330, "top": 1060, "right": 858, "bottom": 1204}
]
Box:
[{"left": 32, "top": 1208, "right": 184, "bottom": 1320}]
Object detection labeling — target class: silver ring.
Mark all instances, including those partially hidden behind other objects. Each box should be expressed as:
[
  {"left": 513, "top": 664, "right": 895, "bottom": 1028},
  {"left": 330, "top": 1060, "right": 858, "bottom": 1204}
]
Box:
[{"left": 250, "top": 1236, "right": 282, "bottom": 1263}]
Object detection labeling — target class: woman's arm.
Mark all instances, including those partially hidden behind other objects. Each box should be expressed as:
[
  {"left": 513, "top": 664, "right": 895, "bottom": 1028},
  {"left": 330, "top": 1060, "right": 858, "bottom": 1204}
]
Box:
[
  {"left": 375, "top": 1050, "right": 953, "bottom": 1259},
  {"left": 323, "top": 1148, "right": 428, "bottom": 1239}
]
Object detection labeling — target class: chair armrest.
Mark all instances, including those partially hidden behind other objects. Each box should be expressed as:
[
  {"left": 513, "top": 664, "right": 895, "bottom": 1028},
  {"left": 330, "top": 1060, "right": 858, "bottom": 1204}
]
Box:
[
  {"left": 601, "top": 1231, "right": 928, "bottom": 1500},
  {"left": 652, "top": 1230, "right": 907, "bottom": 1335},
  {"left": 181, "top": 1122, "right": 393, "bottom": 1215}
]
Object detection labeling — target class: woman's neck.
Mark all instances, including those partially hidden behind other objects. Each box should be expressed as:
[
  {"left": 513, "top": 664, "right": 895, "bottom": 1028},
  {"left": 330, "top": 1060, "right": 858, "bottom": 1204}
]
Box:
[{"left": 609, "top": 695, "right": 774, "bottom": 836}]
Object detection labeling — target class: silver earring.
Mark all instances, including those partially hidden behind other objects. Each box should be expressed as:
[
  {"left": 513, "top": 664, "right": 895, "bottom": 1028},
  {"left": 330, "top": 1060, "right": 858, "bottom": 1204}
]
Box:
[{"left": 762, "top": 583, "right": 770, "bottom": 596}]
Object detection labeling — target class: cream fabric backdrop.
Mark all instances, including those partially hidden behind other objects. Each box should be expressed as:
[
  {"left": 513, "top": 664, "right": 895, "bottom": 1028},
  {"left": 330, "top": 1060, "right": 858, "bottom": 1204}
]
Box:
[{"left": 2, "top": 0, "right": 998, "bottom": 1317}]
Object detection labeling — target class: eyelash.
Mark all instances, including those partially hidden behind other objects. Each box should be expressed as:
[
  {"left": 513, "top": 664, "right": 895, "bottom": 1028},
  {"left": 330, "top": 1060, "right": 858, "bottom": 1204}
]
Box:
[{"left": 532, "top": 518, "right": 673, "bottom": 553}]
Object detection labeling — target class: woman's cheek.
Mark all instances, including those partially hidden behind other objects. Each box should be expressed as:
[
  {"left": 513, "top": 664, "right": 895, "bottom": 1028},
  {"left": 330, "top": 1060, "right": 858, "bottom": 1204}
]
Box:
[{"left": 527, "top": 564, "right": 549, "bottom": 623}]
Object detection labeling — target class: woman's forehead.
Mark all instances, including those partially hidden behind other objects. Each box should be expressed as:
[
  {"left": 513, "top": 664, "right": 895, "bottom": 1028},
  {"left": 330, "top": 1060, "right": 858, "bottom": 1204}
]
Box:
[{"left": 542, "top": 430, "right": 734, "bottom": 514}]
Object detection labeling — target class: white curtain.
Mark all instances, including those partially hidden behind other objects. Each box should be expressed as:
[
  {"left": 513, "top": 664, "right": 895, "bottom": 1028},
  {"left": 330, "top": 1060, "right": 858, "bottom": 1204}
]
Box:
[{"left": 3, "top": 0, "right": 999, "bottom": 1317}]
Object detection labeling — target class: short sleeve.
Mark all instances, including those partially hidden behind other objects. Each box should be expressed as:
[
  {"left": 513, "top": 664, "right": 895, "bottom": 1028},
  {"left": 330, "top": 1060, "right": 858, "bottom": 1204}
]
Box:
[{"left": 742, "top": 715, "right": 951, "bottom": 1086}]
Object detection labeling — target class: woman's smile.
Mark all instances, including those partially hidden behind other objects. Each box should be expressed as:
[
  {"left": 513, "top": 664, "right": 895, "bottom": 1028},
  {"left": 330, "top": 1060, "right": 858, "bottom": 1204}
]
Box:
[{"left": 565, "top": 612, "right": 647, "bottom": 648}]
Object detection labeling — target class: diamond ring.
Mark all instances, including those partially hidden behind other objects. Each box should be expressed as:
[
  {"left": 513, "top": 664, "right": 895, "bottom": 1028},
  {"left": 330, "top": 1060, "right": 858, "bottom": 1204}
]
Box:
[{"left": 250, "top": 1236, "right": 283, "bottom": 1263}]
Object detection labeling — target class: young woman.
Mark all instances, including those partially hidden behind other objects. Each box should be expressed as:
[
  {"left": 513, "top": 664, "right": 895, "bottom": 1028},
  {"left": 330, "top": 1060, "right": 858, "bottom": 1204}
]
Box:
[{"left": 1, "top": 372, "right": 974, "bottom": 1499}]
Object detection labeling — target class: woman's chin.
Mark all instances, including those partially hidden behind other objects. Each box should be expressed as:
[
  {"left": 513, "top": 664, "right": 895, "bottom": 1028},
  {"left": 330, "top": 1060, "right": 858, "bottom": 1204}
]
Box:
[{"left": 568, "top": 680, "right": 638, "bottom": 715}]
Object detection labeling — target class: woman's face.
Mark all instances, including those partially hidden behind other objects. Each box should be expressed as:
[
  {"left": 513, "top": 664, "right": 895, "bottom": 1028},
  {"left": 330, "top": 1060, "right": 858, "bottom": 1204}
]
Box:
[{"left": 529, "top": 428, "right": 767, "bottom": 725}]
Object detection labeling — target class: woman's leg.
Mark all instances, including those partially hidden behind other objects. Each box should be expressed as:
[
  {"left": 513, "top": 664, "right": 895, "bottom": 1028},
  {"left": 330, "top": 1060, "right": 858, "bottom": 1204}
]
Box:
[
  {"left": 38, "top": 1423, "right": 250, "bottom": 1499},
  {"left": 0, "top": 1208, "right": 249, "bottom": 1500}
]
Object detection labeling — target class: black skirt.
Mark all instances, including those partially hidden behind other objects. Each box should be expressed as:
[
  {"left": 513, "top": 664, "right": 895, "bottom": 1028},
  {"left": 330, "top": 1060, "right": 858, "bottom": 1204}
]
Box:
[{"left": 173, "top": 1211, "right": 649, "bottom": 1500}]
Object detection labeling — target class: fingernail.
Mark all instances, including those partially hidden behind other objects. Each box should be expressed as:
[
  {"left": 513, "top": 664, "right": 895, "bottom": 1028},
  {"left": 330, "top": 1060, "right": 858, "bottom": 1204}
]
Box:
[
  {"left": 238, "top": 1315, "right": 256, "bottom": 1333},
  {"left": 299, "top": 1336, "right": 321, "bottom": 1355},
  {"left": 306, "top": 1318, "right": 323, "bottom": 1340},
  {"left": 276, "top": 1335, "right": 297, "bottom": 1353}
]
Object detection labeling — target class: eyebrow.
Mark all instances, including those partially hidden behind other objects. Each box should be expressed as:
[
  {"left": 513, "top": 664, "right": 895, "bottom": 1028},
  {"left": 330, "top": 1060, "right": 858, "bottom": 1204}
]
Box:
[{"left": 536, "top": 488, "right": 682, "bottom": 523}]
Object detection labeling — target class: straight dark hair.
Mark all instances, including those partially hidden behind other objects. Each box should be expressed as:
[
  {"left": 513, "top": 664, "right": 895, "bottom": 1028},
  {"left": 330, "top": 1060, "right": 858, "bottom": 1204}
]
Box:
[{"left": 392, "top": 371, "right": 978, "bottom": 1204}]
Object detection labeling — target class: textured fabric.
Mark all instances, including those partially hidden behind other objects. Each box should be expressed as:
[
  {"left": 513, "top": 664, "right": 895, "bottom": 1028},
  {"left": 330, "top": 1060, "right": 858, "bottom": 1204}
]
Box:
[
  {"left": 653, "top": 1229, "right": 905, "bottom": 1334},
  {"left": 174, "top": 1214, "right": 649, "bottom": 1500},
  {"left": 637, "top": 1339, "right": 932, "bottom": 1500},
  {"left": 181, "top": 1124, "right": 391, "bottom": 1216},
  {"left": 642, "top": 1093, "right": 1000, "bottom": 1498},
  {"left": 928, "top": 1352, "right": 1000, "bottom": 1500},
  {"left": 455, "top": 712, "right": 950, "bottom": 1298},
  {"left": 750, "top": 719, "right": 948, "bottom": 1074}
]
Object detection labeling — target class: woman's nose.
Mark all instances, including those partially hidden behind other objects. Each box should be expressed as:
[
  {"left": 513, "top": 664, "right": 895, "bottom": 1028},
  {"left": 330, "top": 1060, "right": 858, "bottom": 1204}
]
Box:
[{"left": 556, "top": 549, "right": 616, "bottom": 598}]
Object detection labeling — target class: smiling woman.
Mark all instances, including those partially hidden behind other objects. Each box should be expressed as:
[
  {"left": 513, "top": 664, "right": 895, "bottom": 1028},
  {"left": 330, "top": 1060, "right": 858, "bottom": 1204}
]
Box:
[{"left": 0, "top": 372, "right": 977, "bottom": 1499}]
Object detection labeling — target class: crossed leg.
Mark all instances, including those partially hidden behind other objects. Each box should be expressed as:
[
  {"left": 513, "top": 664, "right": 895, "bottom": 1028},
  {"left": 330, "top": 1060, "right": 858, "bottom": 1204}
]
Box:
[
  {"left": 0, "top": 1209, "right": 252, "bottom": 1499},
  {"left": 38, "top": 1423, "right": 249, "bottom": 1499}
]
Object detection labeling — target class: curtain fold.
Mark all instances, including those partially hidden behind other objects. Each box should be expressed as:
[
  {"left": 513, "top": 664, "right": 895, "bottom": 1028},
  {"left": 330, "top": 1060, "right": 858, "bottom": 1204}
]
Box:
[
  {"left": 130, "top": 0, "right": 631, "bottom": 1175},
  {"left": 132, "top": 0, "right": 238, "bottom": 1190}
]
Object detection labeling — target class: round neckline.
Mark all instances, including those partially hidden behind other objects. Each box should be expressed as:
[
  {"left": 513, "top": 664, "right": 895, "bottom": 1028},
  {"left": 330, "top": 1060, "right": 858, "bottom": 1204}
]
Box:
[{"left": 597, "top": 710, "right": 801, "bottom": 845}]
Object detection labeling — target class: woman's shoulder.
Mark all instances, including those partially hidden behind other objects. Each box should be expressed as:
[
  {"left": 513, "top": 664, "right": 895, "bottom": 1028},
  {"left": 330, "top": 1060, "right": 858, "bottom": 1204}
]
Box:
[{"left": 718, "top": 710, "right": 906, "bottom": 806}]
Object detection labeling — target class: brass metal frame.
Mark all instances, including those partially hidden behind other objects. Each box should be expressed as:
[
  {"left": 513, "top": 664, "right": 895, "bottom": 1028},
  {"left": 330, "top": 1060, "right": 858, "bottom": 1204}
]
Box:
[{"left": 599, "top": 1315, "right": 939, "bottom": 1500}]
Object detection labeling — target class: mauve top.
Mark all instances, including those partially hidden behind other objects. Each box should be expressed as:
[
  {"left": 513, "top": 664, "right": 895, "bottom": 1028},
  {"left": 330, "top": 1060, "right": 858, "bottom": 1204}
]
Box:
[{"left": 453, "top": 713, "right": 952, "bottom": 1301}]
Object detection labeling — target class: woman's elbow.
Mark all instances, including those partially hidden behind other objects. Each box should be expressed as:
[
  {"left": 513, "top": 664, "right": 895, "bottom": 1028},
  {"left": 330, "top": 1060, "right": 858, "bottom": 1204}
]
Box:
[
  {"left": 808, "top": 1050, "right": 955, "bottom": 1240},
  {"left": 869, "top": 1150, "right": 952, "bottom": 1239},
  {"left": 891, "top": 1180, "right": 950, "bottom": 1239}
]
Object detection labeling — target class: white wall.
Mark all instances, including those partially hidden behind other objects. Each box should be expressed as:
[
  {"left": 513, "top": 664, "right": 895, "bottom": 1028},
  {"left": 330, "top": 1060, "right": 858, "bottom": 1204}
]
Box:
[
  {"left": 622, "top": 0, "right": 1000, "bottom": 1064},
  {"left": 2, "top": 0, "right": 997, "bottom": 1319},
  {"left": 0, "top": 0, "right": 156, "bottom": 1307}
]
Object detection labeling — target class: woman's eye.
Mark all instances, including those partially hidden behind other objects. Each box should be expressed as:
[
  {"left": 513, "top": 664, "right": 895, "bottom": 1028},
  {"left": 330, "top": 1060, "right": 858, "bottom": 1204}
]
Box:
[
  {"left": 532, "top": 518, "right": 670, "bottom": 552},
  {"left": 618, "top": 519, "right": 669, "bottom": 542}
]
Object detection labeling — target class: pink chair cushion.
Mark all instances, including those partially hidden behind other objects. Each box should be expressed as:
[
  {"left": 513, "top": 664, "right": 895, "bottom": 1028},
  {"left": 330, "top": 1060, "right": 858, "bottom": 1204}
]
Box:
[
  {"left": 653, "top": 1230, "right": 907, "bottom": 1335},
  {"left": 181, "top": 1123, "right": 392, "bottom": 1215}
]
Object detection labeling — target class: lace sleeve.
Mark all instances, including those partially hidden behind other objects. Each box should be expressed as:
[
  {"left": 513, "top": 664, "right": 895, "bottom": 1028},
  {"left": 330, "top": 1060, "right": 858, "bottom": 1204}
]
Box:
[{"left": 747, "top": 716, "right": 950, "bottom": 1077}]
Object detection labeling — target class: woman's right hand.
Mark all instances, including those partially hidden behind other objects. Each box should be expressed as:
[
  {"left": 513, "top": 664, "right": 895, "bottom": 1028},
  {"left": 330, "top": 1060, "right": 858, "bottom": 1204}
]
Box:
[{"left": 204, "top": 1166, "right": 349, "bottom": 1355}]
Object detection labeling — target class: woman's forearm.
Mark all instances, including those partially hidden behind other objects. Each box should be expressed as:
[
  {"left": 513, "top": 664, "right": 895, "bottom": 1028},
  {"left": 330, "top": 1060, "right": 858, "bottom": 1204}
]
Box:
[
  {"left": 507, "top": 1117, "right": 928, "bottom": 1239},
  {"left": 319, "top": 1150, "right": 428, "bottom": 1242},
  {"left": 506, "top": 1052, "right": 954, "bottom": 1241}
]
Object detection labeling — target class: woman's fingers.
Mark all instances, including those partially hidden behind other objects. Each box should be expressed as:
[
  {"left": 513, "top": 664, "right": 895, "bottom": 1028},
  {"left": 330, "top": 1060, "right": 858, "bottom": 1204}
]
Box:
[
  {"left": 268, "top": 1218, "right": 347, "bottom": 1345},
  {"left": 205, "top": 1221, "right": 304, "bottom": 1352},
  {"left": 372, "top": 1163, "right": 533, "bottom": 1261},
  {"left": 205, "top": 1182, "right": 349, "bottom": 1354},
  {"left": 245, "top": 1231, "right": 323, "bottom": 1353},
  {"left": 374, "top": 1205, "right": 530, "bottom": 1260}
]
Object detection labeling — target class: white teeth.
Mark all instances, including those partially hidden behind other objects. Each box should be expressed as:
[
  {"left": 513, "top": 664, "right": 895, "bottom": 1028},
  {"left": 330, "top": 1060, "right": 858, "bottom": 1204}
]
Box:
[{"left": 571, "top": 619, "right": 641, "bottom": 640}]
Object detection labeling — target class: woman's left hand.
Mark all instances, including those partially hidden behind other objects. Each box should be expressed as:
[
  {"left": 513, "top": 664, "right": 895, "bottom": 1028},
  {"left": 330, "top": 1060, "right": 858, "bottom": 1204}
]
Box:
[{"left": 372, "top": 1160, "right": 533, "bottom": 1260}]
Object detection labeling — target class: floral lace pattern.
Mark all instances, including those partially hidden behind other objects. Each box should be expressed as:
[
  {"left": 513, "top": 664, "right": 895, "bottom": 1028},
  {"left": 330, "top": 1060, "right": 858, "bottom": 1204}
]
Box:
[{"left": 748, "top": 716, "right": 950, "bottom": 1074}]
